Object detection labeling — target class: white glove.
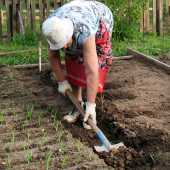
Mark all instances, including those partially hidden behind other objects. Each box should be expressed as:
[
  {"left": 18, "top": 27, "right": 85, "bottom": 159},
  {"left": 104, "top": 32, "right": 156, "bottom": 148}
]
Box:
[
  {"left": 58, "top": 80, "right": 72, "bottom": 96},
  {"left": 84, "top": 102, "right": 96, "bottom": 124}
]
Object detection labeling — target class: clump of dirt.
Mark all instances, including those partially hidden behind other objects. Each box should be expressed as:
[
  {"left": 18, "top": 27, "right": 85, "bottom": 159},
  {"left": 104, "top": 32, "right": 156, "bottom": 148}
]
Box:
[{"left": 0, "top": 54, "right": 170, "bottom": 169}]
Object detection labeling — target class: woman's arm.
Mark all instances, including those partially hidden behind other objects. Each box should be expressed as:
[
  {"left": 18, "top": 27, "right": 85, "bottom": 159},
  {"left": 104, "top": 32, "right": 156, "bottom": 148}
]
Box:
[
  {"left": 47, "top": 43, "right": 65, "bottom": 82},
  {"left": 83, "top": 34, "right": 98, "bottom": 103}
]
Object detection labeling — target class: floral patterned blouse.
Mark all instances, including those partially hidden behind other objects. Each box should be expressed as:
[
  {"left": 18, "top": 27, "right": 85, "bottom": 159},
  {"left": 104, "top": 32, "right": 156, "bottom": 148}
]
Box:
[{"left": 48, "top": 0, "right": 113, "bottom": 55}]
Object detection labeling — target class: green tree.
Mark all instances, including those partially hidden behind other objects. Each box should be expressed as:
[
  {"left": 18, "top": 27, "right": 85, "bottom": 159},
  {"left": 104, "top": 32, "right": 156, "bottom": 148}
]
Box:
[{"left": 98, "top": 0, "right": 147, "bottom": 40}]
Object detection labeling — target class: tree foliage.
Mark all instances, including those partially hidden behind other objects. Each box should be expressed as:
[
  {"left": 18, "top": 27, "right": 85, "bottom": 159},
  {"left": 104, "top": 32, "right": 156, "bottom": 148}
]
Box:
[{"left": 98, "top": 0, "right": 147, "bottom": 40}]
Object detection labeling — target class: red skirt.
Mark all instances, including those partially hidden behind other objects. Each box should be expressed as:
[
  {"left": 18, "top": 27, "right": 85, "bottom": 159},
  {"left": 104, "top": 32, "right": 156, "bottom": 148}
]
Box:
[{"left": 65, "top": 20, "right": 113, "bottom": 93}]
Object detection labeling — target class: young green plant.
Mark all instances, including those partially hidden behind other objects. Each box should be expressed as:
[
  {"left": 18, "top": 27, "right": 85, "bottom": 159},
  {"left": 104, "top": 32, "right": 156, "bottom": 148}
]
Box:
[
  {"left": 0, "top": 111, "right": 4, "bottom": 124},
  {"left": 88, "top": 151, "right": 93, "bottom": 161},
  {"left": 7, "top": 154, "right": 11, "bottom": 168},
  {"left": 76, "top": 156, "right": 81, "bottom": 166},
  {"left": 77, "top": 137, "right": 87, "bottom": 151},
  {"left": 38, "top": 113, "right": 42, "bottom": 125},
  {"left": 26, "top": 104, "right": 34, "bottom": 120},
  {"left": 41, "top": 132, "right": 47, "bottom": 147},
  {"left": 9, "top": 130, "right": 15, "bottom": 152},
  {"left": 27, "top": 148, "right": 33, "bottom": 164},
  {"left": 22, "top": 120, "right": 27, "bottom": 130},
  {"left": 15, "top": 114, "right": 18, "bottom": 122},
  {"left": 58, "top": 132, "right": 63, "bottom": 143},
  {"left": 53, "top": 120, "right": 59, "bottom": 132},
  {"left": 59, "top": 145, "right": 69, "bottom": 155},
  {"left": 45, "top": 150, "right": 52, "bottom": 170},
  {"left": 149, "top": 152, "right": 156, "bottom": 164},
  {"left": 23, "top": 138, "right": 27, "bottom": 150},
  {"left": 62, "top": 153, "right": 69, "bottom": 167}
]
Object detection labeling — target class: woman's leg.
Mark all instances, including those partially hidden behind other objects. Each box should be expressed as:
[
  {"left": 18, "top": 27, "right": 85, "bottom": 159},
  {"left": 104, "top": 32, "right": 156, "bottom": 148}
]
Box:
[
  {"left": 71, "top": 85, "right": 82, "bottom": 102},
  {"left": 63, "top": 84, "right": 83, "bottom": 123}
]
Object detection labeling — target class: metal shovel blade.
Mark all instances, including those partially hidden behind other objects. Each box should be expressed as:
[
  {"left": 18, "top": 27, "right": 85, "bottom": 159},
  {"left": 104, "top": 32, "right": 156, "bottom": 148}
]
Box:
[
  {"left": 94, "top": 130, "right": 125, "bottom": 152},
  {"left": 94, "top": 142, "right": 125, "bottom": 153}
]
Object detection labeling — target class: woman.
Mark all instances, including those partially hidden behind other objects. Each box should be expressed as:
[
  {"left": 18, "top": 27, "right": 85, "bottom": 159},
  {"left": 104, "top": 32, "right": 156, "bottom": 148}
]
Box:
[{"left": 42, "top": 0, "right": 113, "bottom": 130}]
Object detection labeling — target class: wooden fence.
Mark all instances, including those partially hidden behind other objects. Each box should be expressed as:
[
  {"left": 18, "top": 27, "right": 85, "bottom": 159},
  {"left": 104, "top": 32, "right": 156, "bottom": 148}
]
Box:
[
  {"left": 140, "top": 0, "right": 170, "bottom": 36},
  {"left": 0, "top": 0, "right": 170, "bottom": 43},
  {"left": 0, "top": 0, "right": 65, "bottom": 43}
]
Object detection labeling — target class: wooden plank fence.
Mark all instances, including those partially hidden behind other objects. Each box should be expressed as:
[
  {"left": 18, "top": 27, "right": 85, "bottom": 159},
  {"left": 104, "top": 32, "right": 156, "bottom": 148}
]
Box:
[
  {"left": 140, "top": 0, "right": 170, "bottom": 35},
  {"left": 0, "top": 0, "right": 65, "bottom": 43},
  {"left": 0, "top": 0, "right": 170, "bottom": 43}
]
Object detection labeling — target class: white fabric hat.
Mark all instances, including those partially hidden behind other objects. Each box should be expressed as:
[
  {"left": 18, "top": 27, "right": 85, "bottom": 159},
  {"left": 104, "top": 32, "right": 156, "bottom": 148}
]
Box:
[{"left": 42, "top": 17, "right": 74, "bottom": 50}]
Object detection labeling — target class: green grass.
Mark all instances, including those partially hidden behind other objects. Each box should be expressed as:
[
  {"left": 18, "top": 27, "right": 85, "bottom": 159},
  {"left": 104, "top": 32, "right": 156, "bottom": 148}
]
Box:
[
  {"left": 112, "top": 34, "right": 170, "bottom": 57},
  {"left": 0, "top": 29, "right": 170, "bottom": 66}
]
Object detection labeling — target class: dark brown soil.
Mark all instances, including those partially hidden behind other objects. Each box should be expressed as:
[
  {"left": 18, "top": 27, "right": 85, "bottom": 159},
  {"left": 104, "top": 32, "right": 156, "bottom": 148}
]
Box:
[{"left": 0, "top": 53, "right": 170, "bottom": 170}]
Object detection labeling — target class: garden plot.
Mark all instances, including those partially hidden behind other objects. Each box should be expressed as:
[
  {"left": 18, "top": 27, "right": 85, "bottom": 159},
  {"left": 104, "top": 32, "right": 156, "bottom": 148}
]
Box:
[{"left": 0, "top": 53, "right": 170, "bottom": 170}]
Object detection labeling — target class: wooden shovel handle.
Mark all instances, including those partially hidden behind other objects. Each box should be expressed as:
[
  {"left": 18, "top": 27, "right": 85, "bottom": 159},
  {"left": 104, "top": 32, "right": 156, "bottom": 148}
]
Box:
[{"left": 65, "top": 89, "right": 100, "bottom": 133}]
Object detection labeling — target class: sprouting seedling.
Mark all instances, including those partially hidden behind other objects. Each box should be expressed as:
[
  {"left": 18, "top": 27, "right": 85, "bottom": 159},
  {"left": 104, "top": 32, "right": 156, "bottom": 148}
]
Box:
[
  {"left": 27, "top": 130, "right": 30, "bottom": 139},
  {"left": 9, "top": 132, "right": 15, "bottom": 152},
  {"left": 158, "top": 151, "right": 162, "bottom": 157},
  {"left": 54, "top": 107, "right": 58, "bottom": 117},
  {"left": 23, "top": 138, "right": 26, "bottom": 150},
  {"left": 27, "top": 91, "right": 29, "bottom": 98},
  {"left": 38, "top": 113, "right": 42, "bottom": 125},
  {"left": 0, "top": 133, "right": 3, "bottom": 137},
  {"left": 50, "top": 106, "right": 55, "bottom": 118},
  {"left": 10, "top": 71, "right": 14, "bottom": 81},
  {"left": 9, "top": 130, "right": 15, "bottom": 152},
  {"left": 27, "top": 148, "right": 33, "bottom": 164},
  {"left": 23, "top": 120, "right": 27, "bottom": 130},
  {"left": 41, "top": 132, "right": 47, "bottom": 147},
  {"left": 88, "top": 151, "right": 93, "bottom": 161},
  {"left": 12, "top": 104, "right": 16, "bottom": 115},
  {"left": 66, "top": 130, "right": 70, "bottom": 141},
  {"left": 15, "top": 114, "right": 18, "bottom": 122},
  {"left": 7, "top": 154, "right": 11, "bottom": 168},
  {"left": 58, "top": 132, "right": 63, "bottom": 143},
  {"left": 12, "top": 130, "right": 15, "bottom": 142},
  {"left": 43, "top": 107, "right": 50, "bottom": 117},
  {"left": 1, "top": 111, "right": 4, "bottom": 124},
  {"left": 62, "top": 153, "right": 69, "bottom": 167},
  {"left": 53, "top": 120, "right": 59, "bottom": 132},
  {"left": 45, "top": 150, "right": 52, "bottom": 160},
  {"left": 46, "top": 154, "right": 52, "bottom": 170},
  {"left": 26, "top": 104, "right": 34, "bottom": 120},
  {"left": 149, "top": 153, "right": 156, "bottom": 164},
  {"left": 59, "top": 145, "right": 69, "bottom": 155},
  {"left": 5, "top": 101, "right": 10, "bottom": 109},
  {"left": 76, "top": 156, "right": 81, "bottom": 166},
  {"left": 7, "top": 89, "right": 12, "bottom": 95},
  {"left": 77, "top": 137, "right": 88, "bottom": 151}
]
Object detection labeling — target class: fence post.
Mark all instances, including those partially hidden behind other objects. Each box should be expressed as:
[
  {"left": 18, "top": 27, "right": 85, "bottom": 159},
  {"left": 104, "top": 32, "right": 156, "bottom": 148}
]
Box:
[
  {"left": 153, "top": 0, "right": 157, "bottom": 32},
  {"left": 31, "top": 0, "right": 36, "bottom": 30},
  {"left": 0, "top": 7, "right": 2, "bottom": 43},
  {"left": 166, "top": 0, "right": 170, "bottom": 33},
  {"left": 46, "top": 0, "right": 50, "bottom": 17},
  {"left": 5, "top": 0, "right": 11, "bottom": 42},
  {"left": 140, "top": 8, "right": 144, "bottom": 33},
  {"left": 12, "top": 0, "right": 17, "bottom": 36},
  {"left": 144, "top": 1, "right": 150, "bottom": 32},
  {"left": 159, "top": 0, "right": 163, "bottom": 36},
  {"left": 61, "top": 0, "right": 65, "bottom": 6},
  {"left": 27, "top": 0, "right": 31, "bottom": 29}
]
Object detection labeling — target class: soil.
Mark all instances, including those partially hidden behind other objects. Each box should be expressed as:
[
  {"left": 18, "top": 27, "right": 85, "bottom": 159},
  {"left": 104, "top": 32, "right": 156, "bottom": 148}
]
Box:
[{"left": 0, "top": 53, "right": 170, "bottom": 170}]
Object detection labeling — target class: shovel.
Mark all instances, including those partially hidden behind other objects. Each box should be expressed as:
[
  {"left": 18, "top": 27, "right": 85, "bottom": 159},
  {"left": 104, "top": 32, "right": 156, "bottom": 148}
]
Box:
[{"left": 65, "top": 89, "right": 125, "bottom": 153}]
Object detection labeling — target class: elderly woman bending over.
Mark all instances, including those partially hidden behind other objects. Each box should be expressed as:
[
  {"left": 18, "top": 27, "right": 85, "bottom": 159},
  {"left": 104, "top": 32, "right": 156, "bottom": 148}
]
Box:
[{"left": 42, "top": 0, "right": 113, "bottom": 130}]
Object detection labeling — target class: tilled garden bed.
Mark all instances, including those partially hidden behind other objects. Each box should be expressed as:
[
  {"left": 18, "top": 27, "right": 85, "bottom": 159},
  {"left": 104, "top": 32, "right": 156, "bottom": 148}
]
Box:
[{"left": 0, "top": 51, "right": 170, "bottom": 170}]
